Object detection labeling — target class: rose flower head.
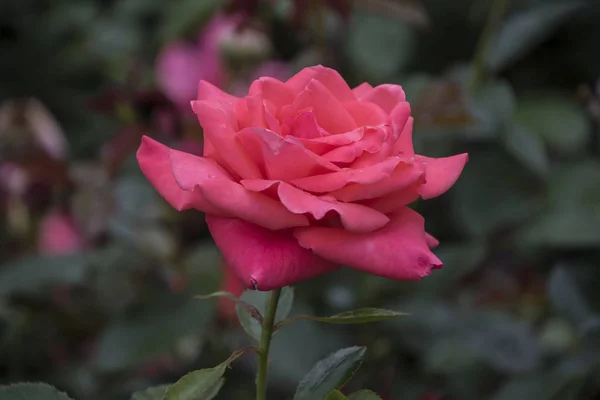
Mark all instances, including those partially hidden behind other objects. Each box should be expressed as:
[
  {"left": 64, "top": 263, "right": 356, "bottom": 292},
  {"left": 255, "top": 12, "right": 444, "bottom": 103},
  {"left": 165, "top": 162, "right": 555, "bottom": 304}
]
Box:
[{"left": 138, "top": 66, "right": 467, "bottom": 290}]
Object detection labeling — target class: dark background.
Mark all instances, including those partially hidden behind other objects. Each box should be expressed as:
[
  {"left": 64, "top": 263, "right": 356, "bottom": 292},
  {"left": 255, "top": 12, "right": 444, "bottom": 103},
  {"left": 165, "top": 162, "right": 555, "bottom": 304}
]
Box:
[{"left": 1, "top": 0, "right": 600, "bottom": 399}]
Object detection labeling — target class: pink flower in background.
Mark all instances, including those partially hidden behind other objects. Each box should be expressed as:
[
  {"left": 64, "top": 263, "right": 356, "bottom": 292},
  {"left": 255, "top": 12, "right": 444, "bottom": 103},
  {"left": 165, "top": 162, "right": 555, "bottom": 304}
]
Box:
[
  {"left": 138, "top": 65, "right": 467, "bottom": 290},
  {"left": 156, "top": 14, "right": 240, "bottom": 109},
  {"left": 38, "top": 209, "right": 87, "bottom": 255}
]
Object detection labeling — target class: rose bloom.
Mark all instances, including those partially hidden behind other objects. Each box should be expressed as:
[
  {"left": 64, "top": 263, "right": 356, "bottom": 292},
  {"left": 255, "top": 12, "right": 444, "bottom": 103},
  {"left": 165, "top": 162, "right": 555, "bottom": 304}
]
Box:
[{"left": 138, "top": 66, "right": 467, "bottom": 290}]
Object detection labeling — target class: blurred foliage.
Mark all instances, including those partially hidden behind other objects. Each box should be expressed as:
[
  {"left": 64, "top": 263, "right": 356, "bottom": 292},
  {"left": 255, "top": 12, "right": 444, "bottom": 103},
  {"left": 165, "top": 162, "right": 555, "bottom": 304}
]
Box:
[{"left": 1, "top": 0, "right": 600, "bottom": 399}]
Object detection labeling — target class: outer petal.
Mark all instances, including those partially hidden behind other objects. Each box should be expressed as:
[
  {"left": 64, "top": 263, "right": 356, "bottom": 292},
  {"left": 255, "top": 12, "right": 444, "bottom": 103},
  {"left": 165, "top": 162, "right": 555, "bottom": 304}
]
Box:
[
  {"left": 192, "top": 100, "right": 263, "bottom": 179},
  {"left": 136, "top": 136, "right": 225, "bottom": 214},
  {"left": 236, "top": 127, "right": 341, "bottom": 181},
  {"left": 286, "top": 65, "right": 355, "bottom": 101},
  {"left": 280, "top": 79, "right": 357, "bottom": 134},
  {"left": 197, "top": 80, "right": 238, "bottom": 103},
  {"left": 417, "top": 154, "right": 468, "bottom": 199},
  {"left": 277, "top": 182, "right": 390, "bottom": 233},
  {"left": 291, "top": 157, "right": 401, "bottom": 193},
  {"left": 294, "top": 207, "right": 442, "bottom": 280},
  {"left": 198, "top": 179, "right": 309, "bottom": 230},
  {"left": 330, "top": 161, "right": 424, "bottom": 202},
  {"left": 359, "top": 84, "right": 407, "bottom": 114},
  {"left": 425, "top": 233, "right": 439, "bottom": 249},
  {"left": 167, "top": 149, "right": 308, "bottom": 230},
  {"left": 361, "top": 181, "right": 422, "bottom": 213},
  {"left": 207, "top": 215, "right": 339, "bottom": 290}
]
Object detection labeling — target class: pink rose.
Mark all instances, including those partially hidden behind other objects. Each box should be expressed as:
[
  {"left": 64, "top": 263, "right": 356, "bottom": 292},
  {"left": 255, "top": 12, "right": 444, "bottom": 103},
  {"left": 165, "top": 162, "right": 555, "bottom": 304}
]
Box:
[
  {"left": 155, "top": 14, "right": 240, "bottom": 109},
  {"left": 37, "top": 209, "right": 87, "bottom": 255},
  {"left": 137, "top": 65, "right": 467, "bottom": 290}
]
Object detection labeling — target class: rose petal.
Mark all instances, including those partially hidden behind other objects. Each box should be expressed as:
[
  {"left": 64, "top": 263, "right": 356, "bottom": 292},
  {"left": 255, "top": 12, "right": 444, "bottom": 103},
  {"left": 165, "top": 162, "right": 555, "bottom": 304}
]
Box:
[
  {"left": 291, "top": 157, "right": 401, "bottom": 193},
  {"left": 295, "top": 125, "right": 365, "bottom": 155},
  {"left": 280, "top": 79, "right": 357, "bottom": 135},
  {"left": 236, "top": 127, "right": 341, "bottom": 181},
  {"left": 192, "top": 101, "right": 263, "bottom": 179},
  {"left": 361, "top": 181, "right": 422, "bottom": 213},
  {"left": 330, "top": 160, "right": 424, "bottom": 202},
  {"left": 321, "top": 126, "right": 388, "bottom": 164},
  {"left": 294, "top": 207, "right": 442, "bottom": 280},
  {"left": 197, "top": 80, "right": 238, "bottom": 103},
  {"left": 277, "top": 182, "right": 390, "bottom": 233},
  {"left": 281, "top": 110, "right": 328, "bottom": 140},
  {"left": 417, "top": 154, "right": 468, "bottom": 199},
  {"left": 286, "top": 65, "right": 355, "bottom": 101},
  {"left": 168, "top": 147, "right": 232, "bottom": 189},
  {"left": 136, "top": 136, "right": 225, "bottom": 214},
  {"left": 352, "top": 82, "right": 373, "bottom": 98},
  {"left": 249, "top": 77, "right": 295, "bottom": 110},
  {"left": 358, "top": 84, "right": 407, "bottom": 114},
  {"left": 343, "top": 101, "right": 389, "bottom": 126},
  {"left": 393, "top": 116, "right": 414, "bottom": 155},
  {"left": 207, "top": 215, "right": 339, "bottom": 290},
  {"left": 425, "top": 233, "right": 439, "bottom": 249},
  {"left": 199, "top": 179, "right": 309, "bottom": 230}
]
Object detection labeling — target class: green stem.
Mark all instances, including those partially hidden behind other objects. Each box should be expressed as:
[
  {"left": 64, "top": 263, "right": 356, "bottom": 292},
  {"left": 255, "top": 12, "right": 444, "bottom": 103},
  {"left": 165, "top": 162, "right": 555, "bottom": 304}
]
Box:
[
  {"left": 256, "top": 288, "right": 282, "bottom": 400},
  {"left": 469, "top": 0, "right": 510, "bottom": 94}
]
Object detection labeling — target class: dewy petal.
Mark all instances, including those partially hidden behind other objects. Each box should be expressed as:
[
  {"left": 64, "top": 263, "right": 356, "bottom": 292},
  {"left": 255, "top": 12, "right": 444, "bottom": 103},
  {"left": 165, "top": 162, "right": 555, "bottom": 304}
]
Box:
[
  {"left": 168, "top": 147, "right": 232, "bottom": 189},
  {"left": 294, "top": 207, "right": 443, "bottom": 280},
  {"left": 291, "top": 157, "right": 401, "bottom": 193},
  {"left": 358, "top": 84, "right": 407, "bottom": 114},
  {"left": 236, "top": 127, "right": 341, "bottom": 181},
  {"left": 280, "top": 79, "right": 357, "bottom": 135},
  {"left": 207, "top": 215, "right": 339, "bottom": 290},
  {"left": 198, "top": 179, "right": 309, "bottom": 230},
  {"left": 136, "top": 136, "right": 225, "bottom": 215},
  {"left": 277, "top": 182, "right": 390, "bottom": 233},
  {"left": 390, "top": 101, "right": 411, "bottom": 142},
  {"left": 286, "top": 65, "right": 355, "bottom": 101},
  {"left": 417, "top": 154, "right": 468, "bottom": 199},
  {"left": 352, "top": 82, "right": 373, "bottom": 98},
  {"left": 192, "top": 100, "right": 263, "bottom": 179},
  {"left": 330, "top": 160, "right": 424, "bottom": 202}
]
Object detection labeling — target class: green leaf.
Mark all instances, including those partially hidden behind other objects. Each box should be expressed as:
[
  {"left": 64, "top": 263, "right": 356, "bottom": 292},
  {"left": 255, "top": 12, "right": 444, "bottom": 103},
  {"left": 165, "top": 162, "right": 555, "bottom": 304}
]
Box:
[
  {"left": 347, "top": 12, "right": 415, "bottom": 81},
  {"left": 280, "top": 308, "right": 406, "bottom": 328},
  {"left": 348, "top": 390, "right": 383, "bottom": 400},
  {"left": 235, "top": 287, "right": 294, "bottom": 341},
  {"left": 470, "top": 80, "right": 517, "bottom": 135},
  {"left": 487, "top": 2, "right": 587, "bottom": 71},
  {"left": 326, "top": 389, "right": 349, "bottom": 400},
  {"left": 163, "top": 367, "right": 226, "bottom": 400},
  {"left": 164, "top": 348, "right": 248, "bottom": 400},
  {"left": 502, "top": 123, "right": 550, "bottom": 177},
  {"left": 131, "top": 384, "right": 170, "bottom": 400},
  {"left": 294, "top": 346, "right": 367, "bottom": 400},
  {"left": 515, "top": 92, "right": 591, "bottom": 156},
  {"left": 0, "top": 383, "right": 74, "bottom": 399},
  {"left": 160, "top": 0, "right": 225, "bottom": 43},
  {"left": 0, "top": 253, "right": 93, "bottom": 296}
]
